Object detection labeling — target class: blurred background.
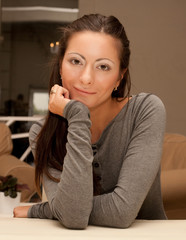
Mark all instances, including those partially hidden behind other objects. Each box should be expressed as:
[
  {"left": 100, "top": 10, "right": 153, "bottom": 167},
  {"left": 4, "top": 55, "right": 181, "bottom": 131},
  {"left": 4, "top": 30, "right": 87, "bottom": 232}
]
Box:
[
  {"left": 1, "top": 0, "right": 186, "bottom": 209},
  {"left": 0, "top": 0, "right": 186, "bottom": 135}
]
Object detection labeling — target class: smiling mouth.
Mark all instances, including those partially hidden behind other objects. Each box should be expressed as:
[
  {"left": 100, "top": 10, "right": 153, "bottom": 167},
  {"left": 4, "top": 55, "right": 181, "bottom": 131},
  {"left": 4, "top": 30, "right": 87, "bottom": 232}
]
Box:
[{"left": 74, "top": 87, "right": 96, "bottom": 95}]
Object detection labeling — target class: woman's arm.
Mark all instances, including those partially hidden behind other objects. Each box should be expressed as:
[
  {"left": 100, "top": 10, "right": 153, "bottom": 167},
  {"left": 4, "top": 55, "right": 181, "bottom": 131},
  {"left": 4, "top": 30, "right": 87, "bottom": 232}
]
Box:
[
  {"left": 89, "top": 95, "right": 166, "bottom": 228},
  {"left": 28, "top": 100, "right": 94, "bottom": 229}
]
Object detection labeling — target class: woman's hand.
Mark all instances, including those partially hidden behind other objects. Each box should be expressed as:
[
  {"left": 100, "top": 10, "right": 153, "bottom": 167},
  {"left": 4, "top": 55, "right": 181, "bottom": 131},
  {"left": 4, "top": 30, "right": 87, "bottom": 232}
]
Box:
[
  {"left": 48, "top": 84, "right": 70, "bottom": 116},
  {"left": 13, "top": 205, "right": 31, "bottom": 218}
]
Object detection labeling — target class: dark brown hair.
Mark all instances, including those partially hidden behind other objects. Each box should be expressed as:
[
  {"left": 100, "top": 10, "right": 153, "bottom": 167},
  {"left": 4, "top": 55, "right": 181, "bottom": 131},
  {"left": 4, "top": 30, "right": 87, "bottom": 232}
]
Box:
[{"left": 34, "top": 14, "right": 131, "bottom": 195}]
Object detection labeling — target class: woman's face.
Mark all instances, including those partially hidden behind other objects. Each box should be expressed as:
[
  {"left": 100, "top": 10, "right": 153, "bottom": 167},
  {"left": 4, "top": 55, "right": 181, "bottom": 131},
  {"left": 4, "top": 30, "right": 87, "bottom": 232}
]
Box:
[{"left": 61, "top": 31, "right": 124, "bottom": 110}]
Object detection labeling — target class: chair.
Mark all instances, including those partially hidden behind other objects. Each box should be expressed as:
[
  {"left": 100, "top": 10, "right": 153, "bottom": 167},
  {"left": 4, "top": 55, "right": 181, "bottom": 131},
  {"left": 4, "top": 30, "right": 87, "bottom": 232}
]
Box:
[
  {"left": 161, "top": 133, "right": 186, "bottom": 219},
  {"left": 0, "top": 123, "right": 36, "bottom": 202}
]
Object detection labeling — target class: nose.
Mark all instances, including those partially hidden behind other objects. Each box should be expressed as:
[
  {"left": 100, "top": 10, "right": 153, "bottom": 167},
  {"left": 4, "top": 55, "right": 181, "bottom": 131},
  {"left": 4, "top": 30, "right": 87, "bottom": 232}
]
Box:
[{"left": 80, "top": 65, "right": 93, "bottom": 85}]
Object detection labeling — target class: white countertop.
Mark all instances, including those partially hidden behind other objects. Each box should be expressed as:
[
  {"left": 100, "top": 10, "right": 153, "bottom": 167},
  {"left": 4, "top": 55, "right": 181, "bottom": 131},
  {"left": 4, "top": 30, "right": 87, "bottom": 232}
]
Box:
[{"left": 0, "top": 216, "right": 186, "bottom": 240}]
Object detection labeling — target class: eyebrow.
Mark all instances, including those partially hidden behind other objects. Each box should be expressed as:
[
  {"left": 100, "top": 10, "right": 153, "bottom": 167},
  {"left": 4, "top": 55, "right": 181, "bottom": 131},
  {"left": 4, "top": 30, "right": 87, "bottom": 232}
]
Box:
[
  {"left": 67, "top": 52, "right": 115, "bottom": 64},
  {"left": 96, "top": 58, "right": 115, "bottom": 64},
  {"left": 67, "top": 52, "right": 85, "bottom": 60}
]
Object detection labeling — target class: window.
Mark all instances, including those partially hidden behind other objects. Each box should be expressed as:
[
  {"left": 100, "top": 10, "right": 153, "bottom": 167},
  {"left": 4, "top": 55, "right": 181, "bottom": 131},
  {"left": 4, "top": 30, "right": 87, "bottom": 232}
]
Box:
[{"left": 29, "top": 89, "right": 49, "bottom": 116}]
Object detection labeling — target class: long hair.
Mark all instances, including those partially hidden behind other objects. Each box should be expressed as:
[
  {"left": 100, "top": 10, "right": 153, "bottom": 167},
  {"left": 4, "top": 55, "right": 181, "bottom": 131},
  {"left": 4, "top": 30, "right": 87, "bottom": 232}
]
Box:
[{"left": 34, "top": 14, "right": 131, "bottom": 195}]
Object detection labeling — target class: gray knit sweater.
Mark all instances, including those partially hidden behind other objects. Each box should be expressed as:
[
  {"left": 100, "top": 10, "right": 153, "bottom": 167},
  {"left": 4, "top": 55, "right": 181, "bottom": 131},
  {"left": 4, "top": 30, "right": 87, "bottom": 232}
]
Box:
[{"left": 28, "top": 93, "right": 167, "bottom": 229}]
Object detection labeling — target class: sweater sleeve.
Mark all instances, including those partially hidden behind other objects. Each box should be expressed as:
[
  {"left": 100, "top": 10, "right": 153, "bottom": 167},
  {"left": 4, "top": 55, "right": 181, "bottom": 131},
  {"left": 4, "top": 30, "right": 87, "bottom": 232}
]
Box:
[
  {"left": 28, "top": 100, "right": 94, "bottom": 229},
  {"left": 89, "top": 94, "right": 166, "bottom": 228}
]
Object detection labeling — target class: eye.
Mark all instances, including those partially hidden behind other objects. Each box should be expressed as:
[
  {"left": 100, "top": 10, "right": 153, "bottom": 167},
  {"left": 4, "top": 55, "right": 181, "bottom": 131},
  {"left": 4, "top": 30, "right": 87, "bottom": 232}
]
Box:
[
  {"left": 71, "top": 59, "right": 82, "bottom": 65},
  {"left": 98, "top": 64, "right": 110, "bottom": 71}
]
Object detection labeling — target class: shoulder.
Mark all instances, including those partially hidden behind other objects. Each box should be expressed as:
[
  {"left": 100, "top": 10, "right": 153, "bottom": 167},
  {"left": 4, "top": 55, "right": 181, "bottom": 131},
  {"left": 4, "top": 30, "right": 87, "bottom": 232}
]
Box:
[
  {"left": 133, "top": 92, "right": 165, "bottom": 107},
  {"left": 29, "top": 118, "right": 45, "bottom": 142},
  {"left": 128, "top": 93, "right": 166, "bottom": 130},
  {"left": 131, "top": 93, "right": 166, "bottom": 116}
]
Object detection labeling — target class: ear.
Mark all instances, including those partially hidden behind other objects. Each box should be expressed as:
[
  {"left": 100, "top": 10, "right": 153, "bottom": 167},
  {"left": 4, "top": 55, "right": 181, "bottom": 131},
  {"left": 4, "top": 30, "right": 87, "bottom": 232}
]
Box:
[
  {"left": 120, "top": 68, "right": 127, "bottom": 80},
  {"left": 115, "top": 68, "right": 127, "bottom": 89}
]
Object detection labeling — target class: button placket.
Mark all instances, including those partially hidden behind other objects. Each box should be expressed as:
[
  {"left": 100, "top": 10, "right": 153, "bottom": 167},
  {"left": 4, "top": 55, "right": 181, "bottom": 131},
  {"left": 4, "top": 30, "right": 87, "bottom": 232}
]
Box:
[
  {"left": 92, "top": 144, "right": 97, "bottom": 156},
  {"left": 92, "top": 144, "right": 102, "bottom": 182},
  {"left": 94, "top": 162, "right": 99, "bottom": 168}
]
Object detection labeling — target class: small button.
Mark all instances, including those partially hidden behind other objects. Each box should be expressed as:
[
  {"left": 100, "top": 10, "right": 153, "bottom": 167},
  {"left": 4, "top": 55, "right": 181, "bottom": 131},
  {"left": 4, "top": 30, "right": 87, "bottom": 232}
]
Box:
[
  {"left": 92, "top": 145, "right": 97, "bottom": 150},
  {"left": 93, "top": 151, "right": 97, "bottom": 156},
  {"left": 96, "top": 175, "right": 102, "bottom": 181},
  {"left": 94, "top": 162, "right": 99, "bottom": 168}
]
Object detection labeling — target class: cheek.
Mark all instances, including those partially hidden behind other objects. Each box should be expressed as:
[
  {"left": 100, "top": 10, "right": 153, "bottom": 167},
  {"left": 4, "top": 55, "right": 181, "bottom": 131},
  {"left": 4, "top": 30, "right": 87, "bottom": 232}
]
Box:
[
  {"left": 61, "top": 63, "right": 76, "bottom": 87},
  {"left": 61, "top": 63, "right": 80, "bottom": 84},
  {"left": 98, "top": 72, "right": 119, "bottom": 89}
]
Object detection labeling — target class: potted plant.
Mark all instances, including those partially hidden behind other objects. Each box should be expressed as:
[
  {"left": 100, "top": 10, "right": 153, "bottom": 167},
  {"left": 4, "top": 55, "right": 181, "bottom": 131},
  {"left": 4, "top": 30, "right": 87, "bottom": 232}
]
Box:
[{"left": 0, "top": 175, "right": 29, "bottom": 215}]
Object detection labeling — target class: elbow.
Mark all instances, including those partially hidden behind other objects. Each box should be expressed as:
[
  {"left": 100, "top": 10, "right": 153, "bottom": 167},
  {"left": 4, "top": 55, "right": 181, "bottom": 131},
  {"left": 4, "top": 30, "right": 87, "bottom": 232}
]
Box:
[
  {"left": 116, "top": 221, "right": 133, "bottom": 229},
  {"left": 114, "top": 213, "right": 135, "bottom": 229},
  {"left": 50, "top": 194, "right": 92, "bottom": 229},
  {"left": 62, "top": 218, "right": 88, "bottom": 230},
  {"left": 51, "top": 205, "right": 90, "bottom": 229}
]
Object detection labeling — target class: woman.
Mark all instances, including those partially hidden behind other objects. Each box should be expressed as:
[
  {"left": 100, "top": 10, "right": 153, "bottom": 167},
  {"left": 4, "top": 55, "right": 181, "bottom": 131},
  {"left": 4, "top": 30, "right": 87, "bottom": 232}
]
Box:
[{"left": 14, "top": 14, "right": 167, "bottom": 228}]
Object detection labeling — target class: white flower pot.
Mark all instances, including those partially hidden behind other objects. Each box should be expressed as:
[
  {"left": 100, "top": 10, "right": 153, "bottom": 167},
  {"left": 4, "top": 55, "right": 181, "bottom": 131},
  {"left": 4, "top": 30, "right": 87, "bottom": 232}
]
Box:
[{"left": 0, "top": 192, "right": 21, "bottom": 216}]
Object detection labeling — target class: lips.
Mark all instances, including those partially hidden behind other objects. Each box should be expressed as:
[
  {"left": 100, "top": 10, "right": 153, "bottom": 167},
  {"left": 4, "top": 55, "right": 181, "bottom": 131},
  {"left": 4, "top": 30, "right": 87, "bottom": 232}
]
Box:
[{"left": 74, "top": 87, "right": 96, "bottom": 95}]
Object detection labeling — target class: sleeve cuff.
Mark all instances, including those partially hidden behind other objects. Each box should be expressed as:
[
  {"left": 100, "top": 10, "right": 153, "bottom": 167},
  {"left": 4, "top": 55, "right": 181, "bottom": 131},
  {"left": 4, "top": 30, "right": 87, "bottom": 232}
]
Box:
[{"left": 63, "top": 100, "right": 90, "bottom": 121}]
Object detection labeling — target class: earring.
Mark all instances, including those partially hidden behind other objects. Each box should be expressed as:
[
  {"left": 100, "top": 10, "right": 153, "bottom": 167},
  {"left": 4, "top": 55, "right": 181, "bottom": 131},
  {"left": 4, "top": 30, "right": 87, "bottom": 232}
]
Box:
[{"left": 114, "top": 86, "right": 118, "bottom": 91}]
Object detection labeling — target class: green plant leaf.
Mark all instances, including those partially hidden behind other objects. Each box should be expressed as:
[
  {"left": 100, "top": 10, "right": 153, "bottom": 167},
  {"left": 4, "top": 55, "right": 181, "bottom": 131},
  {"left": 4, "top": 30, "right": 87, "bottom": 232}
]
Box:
[
  {"left": 7, "top": 177, "right": 17, "bottom": 187},
  {"left": 4, "top": 190, "right": 9, "bottom": 197},
  {"left": 10, "top": 190, "right": 17, "bottom": 198},
  {"left": 0, "top": 175, "right": 29, "bottom": 198}
]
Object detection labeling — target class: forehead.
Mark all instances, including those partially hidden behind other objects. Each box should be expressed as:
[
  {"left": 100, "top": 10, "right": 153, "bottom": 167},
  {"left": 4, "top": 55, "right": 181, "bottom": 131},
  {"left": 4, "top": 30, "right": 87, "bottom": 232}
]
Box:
[{"left": 66, "top": 31, "right": 122, "bottom": 60}]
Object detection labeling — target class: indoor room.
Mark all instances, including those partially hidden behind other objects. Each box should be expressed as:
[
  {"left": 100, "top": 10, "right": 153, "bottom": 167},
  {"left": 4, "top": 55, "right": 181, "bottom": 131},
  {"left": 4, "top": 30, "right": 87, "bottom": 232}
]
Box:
[{"left": 0, "top": 0, "right": 186, "bottom": 239}]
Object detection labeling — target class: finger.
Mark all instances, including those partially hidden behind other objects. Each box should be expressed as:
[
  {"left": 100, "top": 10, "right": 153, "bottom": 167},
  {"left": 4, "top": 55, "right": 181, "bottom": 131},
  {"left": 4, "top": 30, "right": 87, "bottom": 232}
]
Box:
[
  {"left": 48, "top": 86, "right": 64, "bottom": 112},
  {"left": 55, "top": 86, "right": 69, "bottom": 99},
  {"left": 50, "top": 85, "right": 58, "bottom": 95},
  {"left": 53, "top": 84, "right": 60, "bottom": 89},
  {"left": 61, "top": 88, "right": 69, "bottom": 99},
  {"left": 50, "top": 89, "right": 57, "bottom": 95},
  {"left": 63, "top": 89, "right": 70, "bottom": 99}
]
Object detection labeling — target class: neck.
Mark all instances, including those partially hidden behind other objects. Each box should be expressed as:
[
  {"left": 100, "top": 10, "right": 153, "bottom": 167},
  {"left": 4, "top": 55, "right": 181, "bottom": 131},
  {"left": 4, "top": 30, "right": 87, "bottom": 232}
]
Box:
[{"left": 89, "top": 98, "right": 125, "bottom": 143}]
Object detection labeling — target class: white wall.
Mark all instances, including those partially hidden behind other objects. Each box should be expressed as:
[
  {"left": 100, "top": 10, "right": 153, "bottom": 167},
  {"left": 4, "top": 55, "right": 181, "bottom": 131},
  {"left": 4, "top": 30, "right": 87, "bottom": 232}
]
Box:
[{"left": 79, "top": 0, "right": 186, "bottom": 135}]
